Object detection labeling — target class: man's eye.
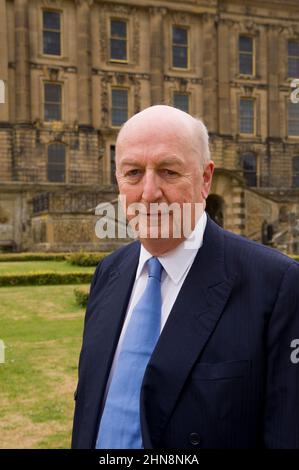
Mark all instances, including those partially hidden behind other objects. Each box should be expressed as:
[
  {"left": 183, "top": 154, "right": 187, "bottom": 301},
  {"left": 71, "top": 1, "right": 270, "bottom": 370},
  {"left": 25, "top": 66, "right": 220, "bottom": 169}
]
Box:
[
  {"left": 126, "top": 169, "right": 142, "bottom": 177},
  {"left": 160, "top": 169, "right": 178, "bottom": 177}
]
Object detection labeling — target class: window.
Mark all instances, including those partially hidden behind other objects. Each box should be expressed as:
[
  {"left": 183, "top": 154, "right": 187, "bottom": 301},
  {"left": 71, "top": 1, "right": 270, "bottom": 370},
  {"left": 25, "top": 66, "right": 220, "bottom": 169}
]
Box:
[
  {"left": 239, "top": 36, "right": 254, "bottom": 75},
  {"left": 288, "top": 41, "right": 299, "bottom": 78},
  {"left": 47, "top": 143, "right": 65, "bottom": 182},
  {"left": 43, "top": 10, "right": 61, "bottom": 56},
  {"left": 173, "top": 92, "right": 189, "bottom": 113},
  {"left": 288, "top": 102, "right": 299, "bottom": 136},
  {"left": 241, "top": 152, "right": 257, "bottom": 187},
  {"left": 239, "top": 98, "right": 254, "bottom": 134},
  {"left": 293, "top": 156, "right": 299, "bottom": 188},
  {"left": 111, "top": 89, "right": 128, "bottom": 126},
  {"left": 110, "top": 19, "right": 127, "bottom": 61},
  {"left": 110, "top": 145, "right": 117, "bottom": 184},
  {"left": 44, "top": 83, "right": 62, "bottom": 121},
  {"left": 172, "top": 26, "right": 188, "bottom": 69}
]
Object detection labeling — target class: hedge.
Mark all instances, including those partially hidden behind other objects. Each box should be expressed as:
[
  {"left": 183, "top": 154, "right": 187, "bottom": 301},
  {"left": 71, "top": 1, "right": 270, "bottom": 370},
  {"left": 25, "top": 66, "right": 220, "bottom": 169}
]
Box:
[
  {"left": 0, "top": 253, "right": 69, "bottom": 262},
  {"left": 0, "top": 272, "right": 93, "bottom": 287},
  {"left": 74, "top": 287, "right": 90, "bottom": 307},
  {"left": 67, "top": 252, "right": 109, "bottom": 267},
  {"left": 0, "top": 252, "right": 110, "bottom": 263}
]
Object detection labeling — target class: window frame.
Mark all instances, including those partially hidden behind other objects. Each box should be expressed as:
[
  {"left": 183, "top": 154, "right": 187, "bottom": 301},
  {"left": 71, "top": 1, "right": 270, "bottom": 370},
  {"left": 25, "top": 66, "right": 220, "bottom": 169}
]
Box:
[
  {"left": 287, "top": 100, "right": 299, "bottom": 137},
  {"left": 173, "top": 91, "right": 190, "bottom": 113},
  {"left": 287, "top": 40, "right": 299, "bottom": 79},
  {"left": 292, "top": 156, "right": 299, "bottom": 188},
  {"left": 239, "top": 97, "right": 256, "bottom": 136},
  {"left": 47, "top": 142, "right": 66, "bottom": 183},
  {"left": 110, "top": 87, "right": 129, "bottom": 128},
  {"left": 241, "top": 152, "right": 258, "bottom": 187},
  {"left": 109, "top": 18, "right": 128, "bottom": 63},
  {"left": 42, "top": 9, "right": 63, "bottom": 58},
  {"left": 238, "top": 34, "right": 256, "bottom": 77},
  {"left": 171, "top": 25, "right": 189, "bottom": 70},
  {"left": 43, "top": 82, "right": 63, "bottom": 122}
]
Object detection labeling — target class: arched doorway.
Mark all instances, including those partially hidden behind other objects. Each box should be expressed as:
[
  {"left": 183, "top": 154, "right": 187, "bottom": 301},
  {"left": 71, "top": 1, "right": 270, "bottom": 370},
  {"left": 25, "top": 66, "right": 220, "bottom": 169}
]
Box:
[{"left": 206, "top": 194, "right": 225, "bottom": 227}]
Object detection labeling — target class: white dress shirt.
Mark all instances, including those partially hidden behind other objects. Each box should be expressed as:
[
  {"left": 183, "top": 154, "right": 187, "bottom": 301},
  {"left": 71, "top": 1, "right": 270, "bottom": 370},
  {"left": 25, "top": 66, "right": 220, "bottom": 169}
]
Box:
[{"left": 104, "top": 211, "right": 207, "bottom": 400}]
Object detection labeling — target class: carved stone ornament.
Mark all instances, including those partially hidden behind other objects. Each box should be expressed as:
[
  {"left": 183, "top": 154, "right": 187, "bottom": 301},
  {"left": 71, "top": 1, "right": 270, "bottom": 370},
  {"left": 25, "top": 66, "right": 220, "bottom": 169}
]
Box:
[
  {"left": 132, "top": 12, "right": 140, "bottom": 64},
  {"left": 149, "top": 7, "right": 168, "bottom": 16},
  {"left": 242, "top": 85, "right": 254, "bottom": 96},
  {"left": 102, "top": 2, "right": 131, "bottom": 14},
  {"left": 99, "top": 12, "right": 108, "bottom": 63},
  {"left": 41, "top": 0, "right": 64, "bottom": 7}
]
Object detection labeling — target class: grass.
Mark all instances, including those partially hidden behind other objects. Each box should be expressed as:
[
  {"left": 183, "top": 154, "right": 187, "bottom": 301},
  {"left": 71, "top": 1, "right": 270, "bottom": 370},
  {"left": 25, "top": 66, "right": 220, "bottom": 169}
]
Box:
[
  {"left": 0, "top": 260, "right": 94, "bottom": 275},
  {"left": 0, "top": 284, "right": 88, "bottom": 449}
]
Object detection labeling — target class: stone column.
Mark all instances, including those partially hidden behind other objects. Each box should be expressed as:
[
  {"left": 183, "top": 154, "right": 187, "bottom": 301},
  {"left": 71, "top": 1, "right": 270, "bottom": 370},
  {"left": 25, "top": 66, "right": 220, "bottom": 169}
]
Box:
[
  {"left": 267, "top": 25, "right": 280, "bottom": 138},
  {"left": 217, "top": 19, "right": 231, "bottom": 135},
  {"left": 202, "top": 13, "right": 218, "bottom": 133},
  {"left": 149, "top": 7, "right": 166, "bottom": 105},
  {"left": 0, "top": 0, "right": 9, "bottom": 122},
  {"left": 76, "top": 0, "right": 92, "bottom": 127},
  {"left": 15, "top": 0, "right": 30, "bottom": 123}
]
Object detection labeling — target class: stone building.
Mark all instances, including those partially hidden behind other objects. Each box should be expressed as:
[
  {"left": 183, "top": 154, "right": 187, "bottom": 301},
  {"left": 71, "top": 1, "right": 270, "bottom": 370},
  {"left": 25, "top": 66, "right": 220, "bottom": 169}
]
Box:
[{"left": 0, "top": 0, "right": 299, "bottom": 253}]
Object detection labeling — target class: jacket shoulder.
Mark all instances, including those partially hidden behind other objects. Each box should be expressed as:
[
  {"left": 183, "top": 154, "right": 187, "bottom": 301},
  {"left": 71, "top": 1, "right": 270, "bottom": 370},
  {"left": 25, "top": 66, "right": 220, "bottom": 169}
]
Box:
[
  {"left": 220, "top": 225, "right": 298, "bottom": 274},
  {"left": 95, "top": 240, "right": 140, "bottom": 274}
]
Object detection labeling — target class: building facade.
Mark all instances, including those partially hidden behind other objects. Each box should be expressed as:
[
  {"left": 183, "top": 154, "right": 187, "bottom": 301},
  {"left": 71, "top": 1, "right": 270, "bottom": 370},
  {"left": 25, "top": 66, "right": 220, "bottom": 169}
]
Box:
[{"left": 0, "top": 0, "right": 299, "bottom": 252}]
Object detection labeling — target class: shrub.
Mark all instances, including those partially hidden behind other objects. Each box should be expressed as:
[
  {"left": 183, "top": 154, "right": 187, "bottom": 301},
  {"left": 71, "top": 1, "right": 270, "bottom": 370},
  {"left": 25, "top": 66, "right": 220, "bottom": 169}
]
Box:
[
  {"left": 67, "top": 252, "right": 108, "bottom": 267},
  {"left": 0, "top": 253, "right": 68, "bottom": 262},
  {"left": 0, "top": 272, "right": 93, "bottom": 287},
  {"left": 0, "top": 251, "right": 110, "bottom": 263},
  {"left": 74, "top": 287, "right": 89, "bottom": 308}
]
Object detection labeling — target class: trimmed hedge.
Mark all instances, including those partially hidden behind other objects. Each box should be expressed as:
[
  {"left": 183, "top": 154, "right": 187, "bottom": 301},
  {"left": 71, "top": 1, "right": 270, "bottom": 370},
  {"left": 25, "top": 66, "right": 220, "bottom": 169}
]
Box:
[
  {"left": 0, "top": 252, "right": 69, "bottom": 262},
  {"left": 0, "top": 252, "right": 110, "bottom": 263},
  {"left": 67, "top": 252, "right": 109, "bottom": 267},
  {"left": 0, "top": 272, "right": 93, "bottom": 287},
  {"left": 74, "top": 287, "right": 89, "bottom": 307}
]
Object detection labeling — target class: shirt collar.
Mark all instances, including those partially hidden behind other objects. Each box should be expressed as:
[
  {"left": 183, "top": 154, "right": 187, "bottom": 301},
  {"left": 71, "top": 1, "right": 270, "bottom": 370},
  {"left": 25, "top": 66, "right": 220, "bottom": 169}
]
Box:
[{"left": 136, "top": 211, "right": 207, "bottom": 285}]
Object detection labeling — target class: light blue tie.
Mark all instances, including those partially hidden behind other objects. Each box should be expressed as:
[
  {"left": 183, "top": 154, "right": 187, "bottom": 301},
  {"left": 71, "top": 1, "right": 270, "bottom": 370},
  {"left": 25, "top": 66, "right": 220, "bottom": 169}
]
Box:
[{"left": 96, "top": 256, "right": 163, "bottom": 449}]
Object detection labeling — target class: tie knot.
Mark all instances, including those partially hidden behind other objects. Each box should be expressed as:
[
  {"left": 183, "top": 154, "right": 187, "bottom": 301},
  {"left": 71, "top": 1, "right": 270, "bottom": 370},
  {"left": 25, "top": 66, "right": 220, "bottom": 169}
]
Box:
[{"left": 147, "top": 257, "right": 162, "bottom": 281}]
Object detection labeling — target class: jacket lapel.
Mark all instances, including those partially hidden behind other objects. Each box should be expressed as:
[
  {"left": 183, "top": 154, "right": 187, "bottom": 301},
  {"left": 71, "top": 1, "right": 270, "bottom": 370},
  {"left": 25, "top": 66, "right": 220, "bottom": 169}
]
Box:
[
  {"left": 80, "top": 242, "right": 141, "bottom": 448},
  {"left": 140, "top": 218, "right": 237, "bottom": 448}
]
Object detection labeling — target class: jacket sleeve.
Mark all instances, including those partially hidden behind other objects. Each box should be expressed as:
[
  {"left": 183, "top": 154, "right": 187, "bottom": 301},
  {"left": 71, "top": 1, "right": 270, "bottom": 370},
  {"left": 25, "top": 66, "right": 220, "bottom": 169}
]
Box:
[{"left": 263, "top": 261, "right": 299, "bottom": 448}]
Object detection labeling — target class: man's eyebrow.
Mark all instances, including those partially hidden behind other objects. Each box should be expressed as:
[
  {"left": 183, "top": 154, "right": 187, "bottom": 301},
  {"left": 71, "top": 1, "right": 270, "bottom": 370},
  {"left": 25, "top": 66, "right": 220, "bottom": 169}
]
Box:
[
  {"left": 119, "top": 156, "right": 185, "bottom": 167},
  {"left": 156, "top": 157, "right": 185, "bottom": 167},
  {"left": 119, "top": 158, "right": 143, "bottom": 167}
]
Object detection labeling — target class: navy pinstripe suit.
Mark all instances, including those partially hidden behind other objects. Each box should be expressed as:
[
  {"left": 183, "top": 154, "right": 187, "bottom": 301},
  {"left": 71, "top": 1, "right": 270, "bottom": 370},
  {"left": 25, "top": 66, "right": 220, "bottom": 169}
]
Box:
[{"left": 72, "top": 216, "right": 299, "bottom": 449}]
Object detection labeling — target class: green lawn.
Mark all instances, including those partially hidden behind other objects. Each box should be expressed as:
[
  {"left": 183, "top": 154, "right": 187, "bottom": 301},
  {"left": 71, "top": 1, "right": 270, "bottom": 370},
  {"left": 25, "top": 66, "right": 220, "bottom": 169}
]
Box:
[
  {"left": 0, "top": 284, "right": 88, "bottom": 449},
  {"left": 0, "top": 260, "right": 94, "bottom": 275}
]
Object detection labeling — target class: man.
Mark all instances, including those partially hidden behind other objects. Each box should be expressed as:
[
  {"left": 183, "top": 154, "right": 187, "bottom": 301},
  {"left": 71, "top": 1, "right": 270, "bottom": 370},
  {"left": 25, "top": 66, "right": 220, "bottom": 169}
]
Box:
[{"left": 72, "top": 105, "right": 299, "bottom": 449}]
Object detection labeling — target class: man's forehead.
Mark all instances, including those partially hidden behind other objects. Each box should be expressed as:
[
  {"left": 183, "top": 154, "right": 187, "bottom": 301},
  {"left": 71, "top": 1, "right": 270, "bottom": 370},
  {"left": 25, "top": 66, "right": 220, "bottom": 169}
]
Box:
[
  {"left": 118, "top": 153, "right": 186, "bottom": 167},
  {"left": 117, "top": 128, "right": 191, "bottom": 155},
  {"left": 116, "top": 136, "right": 191, "bottom": 161},
  {"left": 117, "top": 113, "right": 193, "bottom": 146}
]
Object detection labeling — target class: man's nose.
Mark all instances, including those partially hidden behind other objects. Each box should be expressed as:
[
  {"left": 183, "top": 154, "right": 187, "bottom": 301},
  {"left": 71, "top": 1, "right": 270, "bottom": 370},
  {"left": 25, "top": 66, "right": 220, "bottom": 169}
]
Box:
[{"left": 141, "top": 170, "right": 163, "bottom": 203}]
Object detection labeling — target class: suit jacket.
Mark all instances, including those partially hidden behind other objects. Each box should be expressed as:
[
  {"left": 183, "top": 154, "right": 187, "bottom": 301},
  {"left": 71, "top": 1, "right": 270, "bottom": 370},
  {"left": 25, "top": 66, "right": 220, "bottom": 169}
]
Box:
[{"left": 72, "top": 216, "right": 299, "bottom": 449}]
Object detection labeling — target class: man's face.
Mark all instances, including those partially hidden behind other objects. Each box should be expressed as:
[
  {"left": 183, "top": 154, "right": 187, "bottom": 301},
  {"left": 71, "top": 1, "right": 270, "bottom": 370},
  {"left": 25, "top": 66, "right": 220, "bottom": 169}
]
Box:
[{"left": 116, "top": 119, "right": 214, "bottom": 254}]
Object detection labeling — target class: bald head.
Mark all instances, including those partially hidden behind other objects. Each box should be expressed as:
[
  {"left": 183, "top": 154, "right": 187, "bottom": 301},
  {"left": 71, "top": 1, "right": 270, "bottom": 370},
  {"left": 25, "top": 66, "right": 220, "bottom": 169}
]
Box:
[{"left": 116, "top": 105, "right": 211, "bottom": 168}]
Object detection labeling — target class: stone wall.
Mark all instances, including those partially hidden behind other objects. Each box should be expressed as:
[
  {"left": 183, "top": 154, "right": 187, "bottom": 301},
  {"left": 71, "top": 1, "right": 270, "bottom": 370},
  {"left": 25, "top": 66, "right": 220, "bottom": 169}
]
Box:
[{"left": 0, "top": 0, "right": 299, "bottom": 252}]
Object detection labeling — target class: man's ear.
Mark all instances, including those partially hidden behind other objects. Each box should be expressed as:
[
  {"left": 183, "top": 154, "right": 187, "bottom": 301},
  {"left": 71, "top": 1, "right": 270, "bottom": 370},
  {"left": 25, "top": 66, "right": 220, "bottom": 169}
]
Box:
[{"left": 201, "top": 161, "right": 215, "bottom": 199}]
